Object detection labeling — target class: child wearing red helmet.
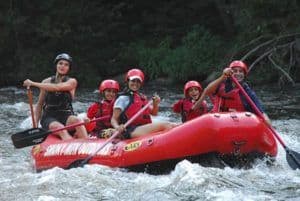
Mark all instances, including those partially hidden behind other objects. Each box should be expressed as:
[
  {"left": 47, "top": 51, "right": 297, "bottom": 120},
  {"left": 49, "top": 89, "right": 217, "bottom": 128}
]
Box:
[
  {"left": 86, "top": 79, "right": 120, "bottom": 138},
  {"left": 173, "top": 81, "right": 208, "bottom": 122}
]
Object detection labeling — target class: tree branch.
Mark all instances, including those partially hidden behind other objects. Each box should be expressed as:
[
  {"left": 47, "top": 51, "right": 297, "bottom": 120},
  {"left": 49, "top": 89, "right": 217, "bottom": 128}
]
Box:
[
  {"left": 268, "top": 54, "right": 295, "bottom": 85},
  {"left": 249, "top": 42, "right": 293, "bottom": 72},
  {"left": 230, "top": 35, "right": 272, "bottom": 61},
  {"left": 241, "top": 38, "right": 274, "bottom": 61},
  {"left": 241, "top": 33, "right": 300, "bottom": 62},
  {"left": 289, "top": 42, "right": 295, "bottom": 70}
]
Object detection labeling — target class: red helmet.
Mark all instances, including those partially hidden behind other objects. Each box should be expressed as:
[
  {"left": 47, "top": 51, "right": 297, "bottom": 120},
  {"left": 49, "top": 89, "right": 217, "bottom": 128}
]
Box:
[
  {"left": 184, "top": 80, "right": 202, "bottom": 97},
  {"left": 99, "top": 79, "right": 120, "bottom": 93},
  {"left": 125, "top": 68, "right": 145, "bottom": 83},
  {"left": 229, "top": 60, "right": 248, "bottom": 75}
]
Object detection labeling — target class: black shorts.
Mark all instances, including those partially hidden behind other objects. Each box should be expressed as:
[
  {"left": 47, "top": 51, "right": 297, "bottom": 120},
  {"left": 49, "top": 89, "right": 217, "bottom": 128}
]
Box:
[
  {"left": 122, "top": 125, "right": 137, "bottom": 139},
  {"left": 40, "top": 110, "right": 73, "bottom": 130}
]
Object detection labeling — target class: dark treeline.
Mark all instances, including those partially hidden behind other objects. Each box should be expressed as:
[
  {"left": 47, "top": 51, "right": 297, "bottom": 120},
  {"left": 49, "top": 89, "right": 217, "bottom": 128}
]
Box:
[{"left": 1, "top": 0, "right": 300, "bottom": 88}]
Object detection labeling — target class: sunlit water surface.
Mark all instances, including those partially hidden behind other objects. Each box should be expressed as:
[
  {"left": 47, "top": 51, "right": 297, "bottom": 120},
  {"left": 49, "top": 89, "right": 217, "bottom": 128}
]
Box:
[{"left": 0, "top": 84, "right": 299, "bottom": 201}]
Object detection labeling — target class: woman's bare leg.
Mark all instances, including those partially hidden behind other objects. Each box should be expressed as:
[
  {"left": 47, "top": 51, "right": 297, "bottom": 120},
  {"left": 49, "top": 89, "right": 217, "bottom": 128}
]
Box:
[
  {"left": 49, "top": 121, "right": 73, "bottom": 140},
  {"left": 131, "top": 122, "right": 175, "bottom": 138},
  {"left": 66, "top": 115, "right": 88, "bottom": 139}
]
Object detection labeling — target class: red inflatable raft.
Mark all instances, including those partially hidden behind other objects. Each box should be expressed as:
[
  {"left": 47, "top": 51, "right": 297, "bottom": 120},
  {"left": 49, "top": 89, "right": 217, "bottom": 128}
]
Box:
[{"left": 31, "top": 112, "right": 277, "bottom": 173}]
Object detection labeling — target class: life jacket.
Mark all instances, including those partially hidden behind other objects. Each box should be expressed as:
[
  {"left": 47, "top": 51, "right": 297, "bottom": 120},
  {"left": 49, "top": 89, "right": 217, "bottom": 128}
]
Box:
[
  {"left": 174, "top": 98, "right": 208, "bottom": 122},
  {"left": 120, "top": 91, "right": 152, "bottom": 126},
  {"left": 43, "top": 76, "right": 73, "bottom": 113},
  {"left": 94, "top": 99, "right": 114, "bottom": 131},
  {"left": 212, "top": 81, "right": 246, "bottom": 112}
]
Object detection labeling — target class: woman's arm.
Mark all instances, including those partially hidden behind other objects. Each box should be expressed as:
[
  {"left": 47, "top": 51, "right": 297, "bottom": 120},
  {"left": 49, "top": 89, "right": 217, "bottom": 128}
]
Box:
[
  {"left": 23, "top": 78, "right": 77, "bottom": 92},
  {"left": 34, "top": 88, "right": 46, "bottom": 125},
  {"left": 150, "top": 95, "right": 160, "bottom": 116},
  {"left": 111, "top": 108, "right": 126, "bottom": 133}
]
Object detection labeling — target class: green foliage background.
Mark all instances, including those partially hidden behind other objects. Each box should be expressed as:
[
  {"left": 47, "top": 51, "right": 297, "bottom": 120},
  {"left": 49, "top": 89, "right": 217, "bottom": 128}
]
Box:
[{"left": 0, "top": 0, "right": 299, "bottom": 87}]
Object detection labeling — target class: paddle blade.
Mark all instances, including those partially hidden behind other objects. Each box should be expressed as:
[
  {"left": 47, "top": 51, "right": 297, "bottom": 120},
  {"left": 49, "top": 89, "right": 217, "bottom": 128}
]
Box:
[
  {"left": 286, "top": 148, "right": 300, "bottom": 170},
  {"left": 11, "top": 128, "right": 50, "bottom": 148}
]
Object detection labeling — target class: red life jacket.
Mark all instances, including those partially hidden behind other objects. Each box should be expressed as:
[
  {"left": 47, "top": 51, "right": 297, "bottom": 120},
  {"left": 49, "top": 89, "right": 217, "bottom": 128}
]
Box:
[
  {"left": 121, "top": 91, "right": 152, "bottom": 126},
  {"left": 173, "top": 98, "right": 208, "bottom": 122},
  {"left": 212, "top": 83, "right": 246, "bottom": 112},
  {"left": 86, "top": 100, "right": 114, "bottom": 132},
  {"left": 94, "top": 100, "right": 114, "bottom": 131}
]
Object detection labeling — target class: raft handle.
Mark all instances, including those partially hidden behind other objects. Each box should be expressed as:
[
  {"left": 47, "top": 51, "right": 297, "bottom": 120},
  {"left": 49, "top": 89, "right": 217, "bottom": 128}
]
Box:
[
  {"left": 110, "top": 145, "right": 118, "bottom": 155},
  {"left": 214, "top": 114, "right": 220, "bottom": 118},
  {"left": 230, "top": 113, "right": 239, "bottom": 122},
  {"left": 147, "top": 138, "right": 154, "bottom": 146},
  {"left": 245, "top": 112, "right": 252, "bottom": 117}
]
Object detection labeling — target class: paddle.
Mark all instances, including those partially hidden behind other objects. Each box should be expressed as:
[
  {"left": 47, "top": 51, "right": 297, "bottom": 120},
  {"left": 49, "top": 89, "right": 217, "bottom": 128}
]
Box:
[
  {"left": 231, "top": 76, "right": 300, "bottom": 170},
  {"left": 11, "top": 115, "right": 110, "bottom": 149},
  {"left": 27, "top": 87, "right": 37, "bottom": 128},
  {"left": 67, "top": 99, "right": 154, "bottom": 169}
]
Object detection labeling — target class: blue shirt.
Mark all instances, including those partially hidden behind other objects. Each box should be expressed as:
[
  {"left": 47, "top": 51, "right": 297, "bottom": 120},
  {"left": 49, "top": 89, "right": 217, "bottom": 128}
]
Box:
[{"left": 241, "top": 82, "right": 264, "bottom": 113}]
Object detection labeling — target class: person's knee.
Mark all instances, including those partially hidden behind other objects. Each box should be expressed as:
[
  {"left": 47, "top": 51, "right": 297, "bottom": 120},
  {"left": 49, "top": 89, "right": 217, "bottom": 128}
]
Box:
[
  {"left": 162, "top": 122, "right": 176, "bottom": 130},
  {"left": 49, "top": 122, "right": 71, "bottom": 139},
  {"left": 67, "top": 115, "right": 82, "bottom": 124},
  {"left": 154, "top": 122, "right": 170, "bottom": 130},
  {"left": 49, "top": 122, "right": 64, "bottom": 130}
]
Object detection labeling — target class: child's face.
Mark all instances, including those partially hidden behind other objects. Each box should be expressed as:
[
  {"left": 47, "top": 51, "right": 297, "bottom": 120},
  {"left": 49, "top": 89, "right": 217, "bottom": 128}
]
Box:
[
  {"left": 104, "top": 89, "right": 117, "bottom": 101},
  {"left": 232, "top": 67, "right": 245, "bottom": 82},
  {"left": 188, "top": 87, "right": 200, "bottom": 100}
]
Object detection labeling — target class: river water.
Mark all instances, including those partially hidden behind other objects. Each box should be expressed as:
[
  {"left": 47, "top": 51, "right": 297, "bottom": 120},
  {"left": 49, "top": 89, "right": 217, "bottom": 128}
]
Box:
[{"left": 0, "top": 83, "right": 300, "bottom": 201}]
